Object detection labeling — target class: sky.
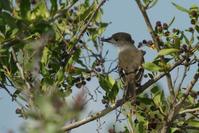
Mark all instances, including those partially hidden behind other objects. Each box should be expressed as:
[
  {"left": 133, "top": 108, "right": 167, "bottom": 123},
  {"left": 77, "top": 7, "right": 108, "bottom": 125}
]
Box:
[{"left": 0, "top": 0, "right": 199, "bottom": 133}]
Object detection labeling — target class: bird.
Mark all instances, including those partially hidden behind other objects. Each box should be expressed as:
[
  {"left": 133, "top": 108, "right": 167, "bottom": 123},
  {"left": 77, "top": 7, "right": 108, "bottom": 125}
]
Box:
[{"left": 101, "top": 32, "right": 144, "bottom": 101}]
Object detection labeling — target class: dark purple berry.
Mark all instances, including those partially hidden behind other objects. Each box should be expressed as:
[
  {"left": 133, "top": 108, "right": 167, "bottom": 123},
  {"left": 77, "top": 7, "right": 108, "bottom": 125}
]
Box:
[
  {"left": 75, "top": 83, "right": 82, "bottom": 88},
  {"left": 143, "top": 39, "right": 147, "bottom": 44},
  {"left": 191, "top": 19, "right": 196, "bottom": 25},
  {"left": 16, "top": 108, "right": 21, "bottom": 114},
  {"left": 82, "top": 80, "right": 86, "bottom": 85},
  {"left": 157, "top": 26, "right": 163, "bottom": 32},
  {"left": 134, "top": 119, "right": 138, "bottom": 123},
  {"left": 163, "top": 23, "right": 168, "bottom": 30},
  {"left": 191, "top": 10, "right": 198, "bottom": 17},
  {"left": 182, "top": 44, "right": 188, "bottom": 51},
  {"left": 147, "top": 40, "right": 153, "bottom": 45},
  {"left": 164, "top": 31, "right": 170, "bottom": 36},
  {"left": 138, "top": 42, "right": 143, "bottom": 48},
  {"left": 86, "top": 77, "right": 91, "bottom": 81},
  {"left": 156, "top": 21, "right": 161, "bottom": 27},
  {"left": 189, "top": 27, "right": 194, "bottom": 32},
  {"left": 95, "top": 68, "right": 101, "bottom": 72}
]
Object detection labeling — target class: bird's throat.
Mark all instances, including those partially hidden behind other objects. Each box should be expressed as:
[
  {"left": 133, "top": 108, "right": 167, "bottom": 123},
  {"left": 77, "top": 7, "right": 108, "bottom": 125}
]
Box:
[{"left": 118, "top": 45, "right": 134, "bottom": 53}]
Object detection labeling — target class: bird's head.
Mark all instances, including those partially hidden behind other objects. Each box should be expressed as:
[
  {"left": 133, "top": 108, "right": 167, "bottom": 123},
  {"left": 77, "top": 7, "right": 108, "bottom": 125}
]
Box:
[{"left": 101, "top": 32, "right": 135, "bottom": 47}]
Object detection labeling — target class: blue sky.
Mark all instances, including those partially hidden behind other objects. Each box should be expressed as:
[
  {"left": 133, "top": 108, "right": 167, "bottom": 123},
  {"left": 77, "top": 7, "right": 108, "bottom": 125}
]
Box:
[{"left": 0, "top": 0, "right": 198, "bottom": 133}]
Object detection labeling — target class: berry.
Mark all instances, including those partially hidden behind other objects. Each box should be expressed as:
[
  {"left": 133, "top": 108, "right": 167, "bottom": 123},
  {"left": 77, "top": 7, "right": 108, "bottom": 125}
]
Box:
[
  {"left": 164, "top": 31, "right": 170, "bottom": 36},
  {"left": 75, "top": 83, "right": 82, "bottom": 88},
  {"left": 101, "top": 99, "right": 107, "bottom": 104},
  {"left": 144, "top": 74, "right": 148, "bottom": 78},
  {"left": 138, "top": 42, "right": 143, "bottom": 48},
  {"left": 147, "top": 40, "right": 153, "bottom": 45},
  {"left": 188, "top": 27, "right": 194, "bottom": 32},
  {"left": 134, "top": 119, "right": 138, "bottom": 123},
  {"left": 86, "top": 77, "right": 91, "bottom": 81},
  {"left": 191, "top": 10, "right": 198, "bottom": 17},
  {"left": 157, "top": 26, "right": 163, "bottom": 33},
  {"left": 16, "top": 108, "right": 21, "bottom": 114},
  {"left": 163, "top": 23, "right": 168, "bottom": 30},
  {"left": 82, "top": 80, "right": 86, "bottom": 85},
  {"left": 156, "top": 21, "right": 161, "bottom": 27},
  {"left": 182, "top": 44, "right": 188, "bottom": 51},
  {"left": 191, "top": 19, "right": 196, "bottom": 25},
  {"left": 143, "top": 39, "right": 147, "bottom": 44},
  {"left": 95, "top": 67, "right": 101, "bottom": 72}
]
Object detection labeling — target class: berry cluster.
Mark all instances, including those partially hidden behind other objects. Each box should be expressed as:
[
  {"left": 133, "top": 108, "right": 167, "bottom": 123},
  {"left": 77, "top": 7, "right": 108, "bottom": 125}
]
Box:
[{"left": 74, "top": 76, "right": 91, "bottom": 88}]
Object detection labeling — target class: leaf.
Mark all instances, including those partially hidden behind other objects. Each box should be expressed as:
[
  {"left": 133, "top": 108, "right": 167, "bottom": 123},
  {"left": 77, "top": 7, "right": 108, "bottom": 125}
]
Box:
[
  {"left": 143, "top": 62, "right": 162, "bottom": 72},
  {"left": 151, "top": 85, "right": 160, "bottom": 94},
  {"left": 172, "top": 2, "right": 189, "bottom": 13},
  {"left": 168, "top": 17, "right": 175, "bottom": 28},
  {"left": 153, "top": 90, "right": 166, "bottom": 112},
  {"left": 99, "top": 75, "right": 115, "bottom": 92},
  {"left": 41, "top": 47, "right": 51, "bottom": 65},
  {"left": 50, "top": 0, "right": 58, "bottom": 15},
  {"left": 187, "top": 120, "right": 199, "bottom": 127},
  {"left": 181, "top": 32, "right": 189, "bottom": 45},
  {"left": 19, "top": 0, "right": 31, "bottom": 18},
  {"left": 195, "top": 25, "right": 199, "bottom": 33},
  {"left": 55, "top": 68, "right": 64, "bottom": 84},
  {"left": 0, "top": 0, "right": 12, "bottom": 11},
  {"left": 158, "top": 48, "right": 179, "bottom": 56},
  {"left": 148, "top": 0, "right": 158, "bottom": 9}
]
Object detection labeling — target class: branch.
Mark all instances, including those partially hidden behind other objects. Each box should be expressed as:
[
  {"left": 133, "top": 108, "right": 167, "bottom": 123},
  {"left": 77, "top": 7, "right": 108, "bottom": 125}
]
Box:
[
  {"left": 61, "top": 58, "right": 184, "bottom": 131},
  {"left": 179, "top": 107, "right": 199, "bottom": 114}
]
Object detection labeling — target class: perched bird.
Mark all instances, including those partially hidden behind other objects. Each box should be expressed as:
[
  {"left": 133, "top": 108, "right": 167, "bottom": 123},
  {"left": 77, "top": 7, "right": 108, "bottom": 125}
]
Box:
[{"left": 101, "top": 32, "right": 144, "bottom": 100}]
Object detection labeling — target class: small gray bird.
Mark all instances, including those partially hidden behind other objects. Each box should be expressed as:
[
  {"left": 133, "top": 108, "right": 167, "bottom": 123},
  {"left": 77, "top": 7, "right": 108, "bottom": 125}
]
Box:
[{"left": 102, "top": 32, "right": 144, "bottom": 100}]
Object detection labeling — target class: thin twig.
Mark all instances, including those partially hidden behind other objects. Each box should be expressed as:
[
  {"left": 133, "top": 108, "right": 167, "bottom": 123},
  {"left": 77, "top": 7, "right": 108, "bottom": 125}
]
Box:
[
  {"left": 176, "top": 66, "right": 188, "bottom": 96},
  {"left": 179, "top": 107, "right": 199, "bottom": 114},
  {"left": 173, "top": 67, "right": 179, "bottom": 86}
]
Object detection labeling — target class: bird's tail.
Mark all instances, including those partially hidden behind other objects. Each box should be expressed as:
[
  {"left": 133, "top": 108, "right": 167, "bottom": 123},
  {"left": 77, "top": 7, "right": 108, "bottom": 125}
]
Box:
[{"left": 125, "top": 80, "right": 136, "bottom": 100}]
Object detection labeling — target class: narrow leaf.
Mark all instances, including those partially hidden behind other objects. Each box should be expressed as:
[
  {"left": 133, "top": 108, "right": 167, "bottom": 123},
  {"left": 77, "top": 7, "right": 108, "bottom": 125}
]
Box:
[
  {"left": 172, "top": 2, "right": 189, "bottom": 13},
  {"left": 158, "top": 48, "right": 179, "bottom": 56},
  {"left": 143, "top": 62, "right": 162, "bottom": 72}
]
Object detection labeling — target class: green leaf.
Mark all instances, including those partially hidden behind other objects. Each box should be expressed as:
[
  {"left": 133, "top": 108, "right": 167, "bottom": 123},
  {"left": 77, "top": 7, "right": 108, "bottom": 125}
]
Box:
[
  {"left": 153, "top": 90, "right": 166, "bottom": 112},
  {"left": 148, "top": 0, "right": 158, "bottom": 9},
  {"left": 151, "top": 85, "right": 160, "bottom": 94},
  {"left": 0, "top": 0, "right": 12, "bottom": 11},
  {"left": 50, "top": 0, "right": 58, "bottom": 15},
  {"left": 158, "top": 48, "right": 179, "bottom": 56},
  {"left": 41, "top": 47, "right": 51, "bottom": 65},
  {"left": 55, "top": 68, "right": 64, "bottom": 84},
  {"left": 195, "top": 25, "right": 199, "bottom": 33},
  {"left": 168, "top": 17, "right": 175, "bottom": 27},
  {"left": 143, "top": 62, "right": 162, "bottom": 72},
  {"left": 187, "top": 120, "right": 199, "bottom": 127},
  {"left": 172, "top": 2, "right": 189, "bottom": 13},
  {"left": 19, "top": 0, "right": 31, "bottom": 18},
  {"left": 99, "top": 75, "right": 115, "bottom": 92},
  {"left": 181, "top": 32, "right": 189, "bottom": 45}
]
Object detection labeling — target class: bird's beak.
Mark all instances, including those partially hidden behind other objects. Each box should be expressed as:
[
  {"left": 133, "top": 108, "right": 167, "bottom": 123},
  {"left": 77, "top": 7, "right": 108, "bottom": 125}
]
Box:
[{"left": 101, "top": 37, "right": 112, "bottom": 43}]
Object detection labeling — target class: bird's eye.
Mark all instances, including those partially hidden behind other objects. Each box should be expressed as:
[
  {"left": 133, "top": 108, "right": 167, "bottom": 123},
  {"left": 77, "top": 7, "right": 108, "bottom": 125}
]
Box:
[{"left": 115, "top": 38, "right": 118, "bottom": 42}]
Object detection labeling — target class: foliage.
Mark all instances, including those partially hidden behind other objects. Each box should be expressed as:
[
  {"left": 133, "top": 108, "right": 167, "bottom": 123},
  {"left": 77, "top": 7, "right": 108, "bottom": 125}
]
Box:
[{"left": 0, "top": 0, "right": 199, "bottom": 133}]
